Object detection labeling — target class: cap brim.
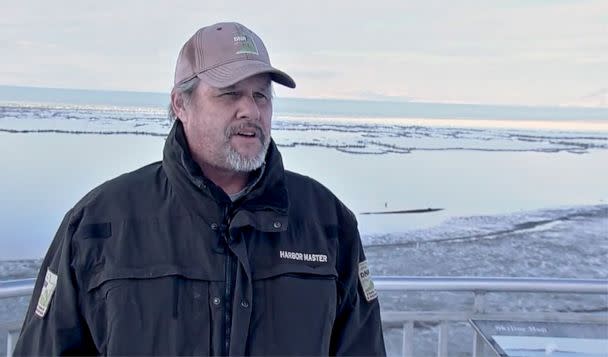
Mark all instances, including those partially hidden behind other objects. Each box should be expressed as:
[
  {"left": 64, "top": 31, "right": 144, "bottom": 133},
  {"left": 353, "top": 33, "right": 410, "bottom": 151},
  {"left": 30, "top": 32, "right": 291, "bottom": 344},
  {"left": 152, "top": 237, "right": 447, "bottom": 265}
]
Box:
[{"left": 197, "top": 60, "right": 296, "bottom": 89}]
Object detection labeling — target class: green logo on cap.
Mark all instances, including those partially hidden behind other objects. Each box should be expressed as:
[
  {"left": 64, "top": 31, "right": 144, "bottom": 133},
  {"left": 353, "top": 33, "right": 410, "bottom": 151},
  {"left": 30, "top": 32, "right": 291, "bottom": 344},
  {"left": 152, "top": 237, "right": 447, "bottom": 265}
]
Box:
[{"left": 233, "top": 31, "right": 259, "bottom": 55}]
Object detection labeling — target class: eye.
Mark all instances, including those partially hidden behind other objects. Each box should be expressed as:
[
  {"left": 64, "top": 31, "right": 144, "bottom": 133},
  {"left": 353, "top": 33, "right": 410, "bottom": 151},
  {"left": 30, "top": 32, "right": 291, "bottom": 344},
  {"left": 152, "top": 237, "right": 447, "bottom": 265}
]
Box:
[
  {"left": 254, "top": 92, "right": 269, "bottom": 101},
  {"left": 221, "top": 91, "right": 239, "bottom": 97}
]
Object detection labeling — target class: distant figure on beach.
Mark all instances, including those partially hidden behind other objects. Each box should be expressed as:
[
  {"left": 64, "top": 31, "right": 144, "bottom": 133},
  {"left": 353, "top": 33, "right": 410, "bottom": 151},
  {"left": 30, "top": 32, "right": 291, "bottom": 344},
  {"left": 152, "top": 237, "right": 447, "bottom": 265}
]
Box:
[{"left": 14, "top": 22, "right": 386, "bottom": 356}]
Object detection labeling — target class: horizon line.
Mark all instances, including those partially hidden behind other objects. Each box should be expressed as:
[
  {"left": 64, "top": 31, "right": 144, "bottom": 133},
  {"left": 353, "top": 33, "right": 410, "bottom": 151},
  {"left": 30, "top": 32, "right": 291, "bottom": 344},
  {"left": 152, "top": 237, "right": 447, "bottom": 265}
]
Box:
[{"left": 1, "top": 83, "right": 607, "bottom": 110}]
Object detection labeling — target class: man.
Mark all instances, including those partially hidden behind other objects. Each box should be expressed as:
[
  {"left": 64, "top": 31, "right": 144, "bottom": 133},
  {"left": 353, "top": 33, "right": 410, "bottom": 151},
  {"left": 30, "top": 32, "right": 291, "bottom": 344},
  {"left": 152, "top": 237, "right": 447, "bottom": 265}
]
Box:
[{"left": 14, "top": 22, "right": 386, "bottom": 356}]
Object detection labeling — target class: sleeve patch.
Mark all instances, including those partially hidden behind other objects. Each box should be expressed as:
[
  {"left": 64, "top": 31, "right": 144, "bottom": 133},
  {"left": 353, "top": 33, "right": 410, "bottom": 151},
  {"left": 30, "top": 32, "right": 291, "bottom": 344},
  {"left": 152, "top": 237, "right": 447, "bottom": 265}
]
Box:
[
  {"left": 358, "top": 260, "right": 378, "bottom": 302},
  {"left": 35, "top": 269, "right": 58, "bottom": 318}
]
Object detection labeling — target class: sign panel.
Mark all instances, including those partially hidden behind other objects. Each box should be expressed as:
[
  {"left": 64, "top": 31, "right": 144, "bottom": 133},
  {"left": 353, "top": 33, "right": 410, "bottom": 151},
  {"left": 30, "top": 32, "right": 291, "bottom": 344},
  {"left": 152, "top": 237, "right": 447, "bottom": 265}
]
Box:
[{"left": 469, "top": 320, "right": 608, "bottom": 357}]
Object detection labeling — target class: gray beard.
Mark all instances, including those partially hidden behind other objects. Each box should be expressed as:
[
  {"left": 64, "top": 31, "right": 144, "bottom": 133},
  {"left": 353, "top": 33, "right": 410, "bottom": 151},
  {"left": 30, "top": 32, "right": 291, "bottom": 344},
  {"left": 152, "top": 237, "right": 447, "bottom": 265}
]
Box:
[{"left": 225, "top": 141, "right": 269, "bottom": 172}]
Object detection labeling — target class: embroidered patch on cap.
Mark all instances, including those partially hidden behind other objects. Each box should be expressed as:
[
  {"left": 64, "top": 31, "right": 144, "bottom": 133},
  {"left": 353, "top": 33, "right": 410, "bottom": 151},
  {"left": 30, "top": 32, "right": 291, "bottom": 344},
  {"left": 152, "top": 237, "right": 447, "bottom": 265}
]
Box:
[
  {"left": 232, "top": 26, "right": 260, "bottom": 55},
  {"left": 358, "top": 260, "right": 378, "bottom": 302},
  {"left": 35, "top": 269, "right": 58, "bottom": 318},
  {"left": 234, "top": 34, "right": 259, "bottom": 55}
]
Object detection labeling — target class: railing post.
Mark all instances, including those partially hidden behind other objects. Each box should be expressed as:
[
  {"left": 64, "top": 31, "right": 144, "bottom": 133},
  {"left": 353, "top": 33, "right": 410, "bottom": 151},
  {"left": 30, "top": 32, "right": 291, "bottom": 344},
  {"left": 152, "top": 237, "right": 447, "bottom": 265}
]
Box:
[
  {"left": 472, "top": 291, "right": 486, "bottom": 357},
  {"left": 473, "top": 332, "right": 486, "bottom": 357},
  {"left": 473, "top": 291, "right": 486, "bottom": 313},
  {"left": 437, "top": 321, "right": 448, "bottom": 357},
  {"left": 7, "top": 330, "right": 14, "bottom": 357},
  {"left": 402, "top": 321, "right": 414, "bottom": 357}
]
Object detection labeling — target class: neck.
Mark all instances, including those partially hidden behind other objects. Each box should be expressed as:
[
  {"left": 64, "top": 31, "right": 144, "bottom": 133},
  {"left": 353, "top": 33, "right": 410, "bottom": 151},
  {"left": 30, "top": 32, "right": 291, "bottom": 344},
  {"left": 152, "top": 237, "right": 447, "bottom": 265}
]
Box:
[{"left": 198, "top": 161, "right": 250, "bottom": 195}]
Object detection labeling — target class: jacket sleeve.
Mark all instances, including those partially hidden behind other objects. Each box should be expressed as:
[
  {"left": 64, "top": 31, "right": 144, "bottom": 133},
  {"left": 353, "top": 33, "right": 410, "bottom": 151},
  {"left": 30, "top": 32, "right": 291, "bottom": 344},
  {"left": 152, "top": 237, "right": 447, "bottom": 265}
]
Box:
[
  {"left": 330, "top": 210, "right": 386, "bottom": 356},
  {"left": 12, "top": 209, "right": 97, "bottom": 355}
]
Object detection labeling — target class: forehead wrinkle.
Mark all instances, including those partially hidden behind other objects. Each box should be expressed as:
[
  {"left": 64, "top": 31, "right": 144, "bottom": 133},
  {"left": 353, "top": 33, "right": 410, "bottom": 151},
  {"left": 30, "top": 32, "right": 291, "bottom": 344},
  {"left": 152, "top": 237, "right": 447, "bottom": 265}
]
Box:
[{"left": 217, "top": 80, "right": 271, "bottom": 93}]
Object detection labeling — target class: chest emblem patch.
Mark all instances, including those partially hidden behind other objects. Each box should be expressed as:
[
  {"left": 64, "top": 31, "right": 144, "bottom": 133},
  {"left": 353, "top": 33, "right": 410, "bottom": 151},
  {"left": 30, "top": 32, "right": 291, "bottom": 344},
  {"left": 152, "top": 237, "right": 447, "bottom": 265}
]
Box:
[{"left": 279, "top": 250, "right": 328, "bottom": 263}]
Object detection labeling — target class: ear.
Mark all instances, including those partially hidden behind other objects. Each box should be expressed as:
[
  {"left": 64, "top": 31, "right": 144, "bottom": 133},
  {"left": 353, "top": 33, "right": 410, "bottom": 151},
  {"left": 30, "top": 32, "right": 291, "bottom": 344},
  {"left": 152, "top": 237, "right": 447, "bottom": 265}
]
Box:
[{"left": 171, "top": 90, "right": 188, "bottom": 123}]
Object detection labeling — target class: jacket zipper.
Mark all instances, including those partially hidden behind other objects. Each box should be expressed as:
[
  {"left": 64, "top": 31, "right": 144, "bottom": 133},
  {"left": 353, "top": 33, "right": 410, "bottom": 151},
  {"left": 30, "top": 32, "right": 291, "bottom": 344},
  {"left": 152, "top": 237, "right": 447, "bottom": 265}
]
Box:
[{"left": 222, "top": 205, "right": 234, "bottom": 356}]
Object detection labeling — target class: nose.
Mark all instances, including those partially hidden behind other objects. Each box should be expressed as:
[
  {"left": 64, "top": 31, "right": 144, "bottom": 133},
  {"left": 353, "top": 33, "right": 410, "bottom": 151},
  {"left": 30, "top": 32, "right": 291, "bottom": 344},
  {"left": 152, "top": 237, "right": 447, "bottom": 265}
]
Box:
[{"left": 237, "top": 94, "right": 261, "bottom": 121}]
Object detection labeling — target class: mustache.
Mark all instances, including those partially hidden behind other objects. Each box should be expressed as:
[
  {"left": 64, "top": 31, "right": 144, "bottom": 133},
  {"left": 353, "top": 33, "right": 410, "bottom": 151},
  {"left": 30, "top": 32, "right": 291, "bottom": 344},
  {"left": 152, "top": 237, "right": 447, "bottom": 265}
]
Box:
[{"left": 226, "top": 123, "right": 266, "bottom": 142}]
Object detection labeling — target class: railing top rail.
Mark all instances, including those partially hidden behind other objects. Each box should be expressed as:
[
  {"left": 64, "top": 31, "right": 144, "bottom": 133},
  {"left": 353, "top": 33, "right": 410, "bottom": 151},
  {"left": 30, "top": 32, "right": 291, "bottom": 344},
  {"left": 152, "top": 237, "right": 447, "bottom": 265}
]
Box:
[
  {"left": 374, "top": 276, "right": 608, "bottom": 294},
  {"left": 0, "top": 278, "right": 35, "bottom": 299},
  {"left": 2, "top": 276, "right": 608, "bottom": 299}
]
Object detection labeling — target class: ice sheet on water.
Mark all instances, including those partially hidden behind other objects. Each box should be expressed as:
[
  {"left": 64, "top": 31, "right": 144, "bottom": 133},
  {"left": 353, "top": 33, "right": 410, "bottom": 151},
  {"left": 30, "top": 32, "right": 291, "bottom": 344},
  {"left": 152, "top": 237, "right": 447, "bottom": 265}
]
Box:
[
  {"left": 0, "top": 103, "right": 171, "bottom": 137},
  {"left": 1, "top": 104, "right": 607, "bottom": 154},
  {"left": 0, "top": 259, "right": 42, "bottom": 280},
  {"left": 273, "top": 119, "right": 608, "bottom": 154},
  {"left": 362, "top": 204, "right": 608, "bottom": 248},
  {"left": 365, "top": 208, "right": 607, "bottom": 323}
]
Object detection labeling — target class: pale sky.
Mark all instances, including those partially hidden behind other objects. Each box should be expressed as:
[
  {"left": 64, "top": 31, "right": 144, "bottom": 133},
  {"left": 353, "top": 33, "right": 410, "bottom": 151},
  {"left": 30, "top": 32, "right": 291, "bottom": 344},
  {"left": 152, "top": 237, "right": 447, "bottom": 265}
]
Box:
[{"left": 2, "top": 0, "right": 607, "bottom": 106}]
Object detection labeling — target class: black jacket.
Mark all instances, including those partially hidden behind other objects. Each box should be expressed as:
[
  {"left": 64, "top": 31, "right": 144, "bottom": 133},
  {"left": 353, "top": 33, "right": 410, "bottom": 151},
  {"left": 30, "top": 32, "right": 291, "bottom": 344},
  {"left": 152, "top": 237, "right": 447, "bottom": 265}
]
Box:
[{"left": 14, "top": 121, "right": 386, "bottom": 356}]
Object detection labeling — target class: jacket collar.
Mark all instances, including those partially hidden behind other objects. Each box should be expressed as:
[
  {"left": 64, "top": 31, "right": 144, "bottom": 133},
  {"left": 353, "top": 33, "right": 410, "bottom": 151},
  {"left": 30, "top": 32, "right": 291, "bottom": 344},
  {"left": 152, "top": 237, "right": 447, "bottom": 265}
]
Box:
[{"left": 162, "top": 120, "right": 289, "bottom": 216}]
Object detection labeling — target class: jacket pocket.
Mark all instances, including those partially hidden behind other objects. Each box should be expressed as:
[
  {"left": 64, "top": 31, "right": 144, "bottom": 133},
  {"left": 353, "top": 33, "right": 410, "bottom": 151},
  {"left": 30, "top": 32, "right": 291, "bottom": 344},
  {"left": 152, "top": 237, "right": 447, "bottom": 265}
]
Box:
[
  {"left": 85, "top": 268, "right": 211, "bottom": 355},
  {"left": 248, "top": 264, "right": 338, "bottom": 356}
]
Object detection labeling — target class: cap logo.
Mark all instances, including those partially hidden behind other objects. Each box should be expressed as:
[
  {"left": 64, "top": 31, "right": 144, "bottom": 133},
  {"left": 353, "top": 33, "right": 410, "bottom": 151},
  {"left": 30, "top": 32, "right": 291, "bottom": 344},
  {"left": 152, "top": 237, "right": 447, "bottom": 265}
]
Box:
[{"left": 234, "top": 32, "right": 259, "bottom": 55}]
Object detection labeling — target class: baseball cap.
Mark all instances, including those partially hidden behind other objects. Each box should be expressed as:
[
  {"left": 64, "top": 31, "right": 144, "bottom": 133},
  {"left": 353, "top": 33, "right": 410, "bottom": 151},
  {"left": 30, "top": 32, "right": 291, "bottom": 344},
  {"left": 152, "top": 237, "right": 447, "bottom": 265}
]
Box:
[{"left": 174, "top": 22, "right": 296, "bottom": 89}]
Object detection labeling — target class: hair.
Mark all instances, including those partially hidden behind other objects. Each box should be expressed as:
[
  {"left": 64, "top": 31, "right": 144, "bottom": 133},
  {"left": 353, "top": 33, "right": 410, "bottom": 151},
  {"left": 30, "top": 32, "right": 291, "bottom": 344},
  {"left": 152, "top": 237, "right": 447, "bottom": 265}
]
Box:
[{"left": 168, "top": 77, "right": 200, "bottom": 121}]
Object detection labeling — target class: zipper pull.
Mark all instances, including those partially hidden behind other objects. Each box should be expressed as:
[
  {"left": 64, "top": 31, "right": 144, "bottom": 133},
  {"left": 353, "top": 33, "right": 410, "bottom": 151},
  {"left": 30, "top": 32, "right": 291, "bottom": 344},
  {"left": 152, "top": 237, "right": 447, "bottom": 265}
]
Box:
[{"left": 222, "top": 204, "right": 234, "bottom": 244}]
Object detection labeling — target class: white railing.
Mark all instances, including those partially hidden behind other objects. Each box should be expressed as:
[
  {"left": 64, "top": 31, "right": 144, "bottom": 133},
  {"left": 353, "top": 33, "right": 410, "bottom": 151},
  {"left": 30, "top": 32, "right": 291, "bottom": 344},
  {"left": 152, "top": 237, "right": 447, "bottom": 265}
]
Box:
[
  {"left": 0, "top": 278, "right": 34, "bottom": 357},
  {"left": 375, "top": 276, "right": 608, "bottom": 357},
  {"left": 1, "top": 277, "right": 607, "bottom": 356},
  {"left": 0, "top": 279, "right": 35, "bottom": 299}
]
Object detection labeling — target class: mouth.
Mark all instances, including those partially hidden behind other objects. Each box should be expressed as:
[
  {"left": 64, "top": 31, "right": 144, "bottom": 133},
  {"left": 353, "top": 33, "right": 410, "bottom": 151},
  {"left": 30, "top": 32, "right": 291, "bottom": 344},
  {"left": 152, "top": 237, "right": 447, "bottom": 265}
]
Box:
[
  {"left": 229, "top": 124, "right": 264, "bottom": 141},
  {"left": 235, "top": 128, "right": 257, "bottom": 138}
]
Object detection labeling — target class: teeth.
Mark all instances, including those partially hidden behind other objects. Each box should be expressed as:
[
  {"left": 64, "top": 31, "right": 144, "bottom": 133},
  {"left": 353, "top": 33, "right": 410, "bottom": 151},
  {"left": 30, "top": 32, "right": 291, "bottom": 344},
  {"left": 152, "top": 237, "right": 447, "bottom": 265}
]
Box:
[
  {"left": 232, "top": 124, "right": 260, "bottom": 138},
  {"left": 237, "top": 129, "right": 256, "bottom": 137}
]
